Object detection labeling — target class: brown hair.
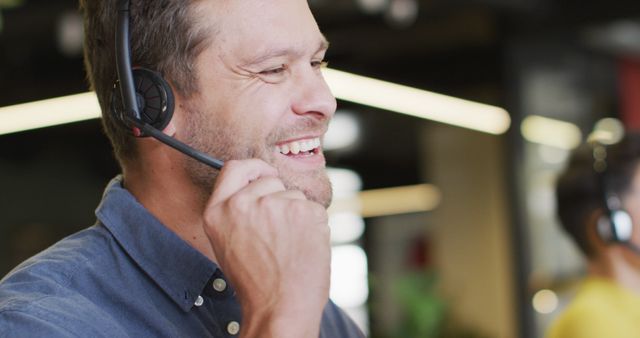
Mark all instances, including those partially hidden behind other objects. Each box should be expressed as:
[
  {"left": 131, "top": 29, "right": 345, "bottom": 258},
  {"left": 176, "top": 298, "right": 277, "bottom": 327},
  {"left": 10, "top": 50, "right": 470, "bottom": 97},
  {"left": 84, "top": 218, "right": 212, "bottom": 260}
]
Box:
[
  {"left": 79, "top": 0, "right": 213, "bottom": 165},
  {"left": 556, "top": 132, "right": 640, "bottom": 258}
]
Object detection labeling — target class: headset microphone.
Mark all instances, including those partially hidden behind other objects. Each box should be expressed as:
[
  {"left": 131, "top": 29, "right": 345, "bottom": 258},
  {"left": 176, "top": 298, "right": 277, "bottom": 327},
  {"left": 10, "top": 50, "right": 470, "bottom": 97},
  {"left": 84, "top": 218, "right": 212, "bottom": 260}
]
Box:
[{"left": 113, "top": 0, "right": 224, "bottom": 170}]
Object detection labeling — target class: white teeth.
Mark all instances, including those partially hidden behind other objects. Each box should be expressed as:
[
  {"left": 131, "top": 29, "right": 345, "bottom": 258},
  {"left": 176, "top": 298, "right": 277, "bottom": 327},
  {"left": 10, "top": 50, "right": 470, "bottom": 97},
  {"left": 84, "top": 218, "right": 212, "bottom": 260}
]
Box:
[
  {"left": 290, "top": 142, "right": 301, "bottom": 154},
  {"left": 280, "top": 144, "right": 289, "bottom": 154},
  {"left": 276, "top": 137, "right": 321, "bottom": 155}
]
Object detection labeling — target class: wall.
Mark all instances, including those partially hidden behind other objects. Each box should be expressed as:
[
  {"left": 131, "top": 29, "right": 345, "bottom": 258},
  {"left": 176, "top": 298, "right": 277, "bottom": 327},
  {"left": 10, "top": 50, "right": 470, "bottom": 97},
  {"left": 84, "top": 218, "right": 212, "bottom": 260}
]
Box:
[{"left": 423, "top": 123, "right": 516, "bottom": 338}]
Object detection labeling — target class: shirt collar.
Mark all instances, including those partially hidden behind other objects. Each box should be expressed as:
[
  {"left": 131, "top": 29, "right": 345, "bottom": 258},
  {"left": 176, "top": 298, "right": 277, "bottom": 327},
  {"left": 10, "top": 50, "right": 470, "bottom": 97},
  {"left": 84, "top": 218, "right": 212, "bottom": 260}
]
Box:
[{"left": 95, "top": 176, "right": 218, "bottom": 312}]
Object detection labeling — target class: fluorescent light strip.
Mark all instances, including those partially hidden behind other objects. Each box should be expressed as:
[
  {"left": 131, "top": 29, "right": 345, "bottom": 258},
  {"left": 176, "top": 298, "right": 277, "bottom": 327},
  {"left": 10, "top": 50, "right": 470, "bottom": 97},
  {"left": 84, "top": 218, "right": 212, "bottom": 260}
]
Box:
[
  {"left": 521, "top": 115, "right": 582, "bottom": 150},
  {"left": 0, "top": 68, "right": 511, "bottom": 136},
  {"left": 0, "top": 92, "right": 100, "bottom": 136},
  {"left": 329, "top": 183, "right": 441, "bottom": 218},
  {"left": 322, "top": 68, "right": 511, "bottom": 135}
]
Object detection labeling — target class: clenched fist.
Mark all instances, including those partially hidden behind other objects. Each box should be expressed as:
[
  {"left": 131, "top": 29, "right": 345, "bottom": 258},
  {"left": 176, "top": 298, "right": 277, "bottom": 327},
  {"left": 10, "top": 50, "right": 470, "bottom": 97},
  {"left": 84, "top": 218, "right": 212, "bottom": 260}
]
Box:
[{"left": 203, "top": 159, "right": 331, "bottom": 338}]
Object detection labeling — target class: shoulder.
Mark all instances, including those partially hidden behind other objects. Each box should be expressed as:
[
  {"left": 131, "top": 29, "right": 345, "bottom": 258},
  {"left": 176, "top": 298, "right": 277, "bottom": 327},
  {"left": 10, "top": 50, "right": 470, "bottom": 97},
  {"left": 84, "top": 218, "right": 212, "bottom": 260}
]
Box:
[
  {"left": 0, "top": 225, "right": 124, "bottom": 337},
  {"left": 545, "top": 284, "right": 636, "bottom": 338},
  {"left": 0, "top": 294, "right": 124, "bottom": 338},
  {"left": 320, "top": 300, "right": 366, "bottom": 338},
  {"left": 1, "top": 224, "right": 113, "bottom": 289}
]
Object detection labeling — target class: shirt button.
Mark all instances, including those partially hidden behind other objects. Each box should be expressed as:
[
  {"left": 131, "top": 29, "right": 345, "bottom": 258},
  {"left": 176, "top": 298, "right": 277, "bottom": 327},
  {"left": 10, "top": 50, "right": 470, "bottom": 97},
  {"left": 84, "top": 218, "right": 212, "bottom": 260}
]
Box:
[
  {"left": 227, "top": 320, "right": 240, "bottom": 335},
  {"left": 194, "top": 295, "right": 204, "bottom": 307},
  {"left": 212, "top": 278, "right": 227, "bottom": 292}
]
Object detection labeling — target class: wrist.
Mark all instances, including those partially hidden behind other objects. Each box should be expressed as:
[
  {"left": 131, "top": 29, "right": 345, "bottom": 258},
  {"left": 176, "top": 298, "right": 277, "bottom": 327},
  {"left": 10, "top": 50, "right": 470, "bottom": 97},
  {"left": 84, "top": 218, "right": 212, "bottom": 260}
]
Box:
[{"left": 239, "top": 298, "right": 326, "bottom": 338}]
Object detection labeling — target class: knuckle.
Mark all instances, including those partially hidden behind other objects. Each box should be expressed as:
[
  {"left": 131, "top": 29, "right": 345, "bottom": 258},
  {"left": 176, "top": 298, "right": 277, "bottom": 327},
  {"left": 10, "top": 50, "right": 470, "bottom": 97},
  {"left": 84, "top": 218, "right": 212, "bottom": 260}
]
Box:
[
  {"left": 227, "top": 193, "right": 249, "bottom": 213},
  {"left": 256, "top": 194, "right": 277, "bottom": 210}
]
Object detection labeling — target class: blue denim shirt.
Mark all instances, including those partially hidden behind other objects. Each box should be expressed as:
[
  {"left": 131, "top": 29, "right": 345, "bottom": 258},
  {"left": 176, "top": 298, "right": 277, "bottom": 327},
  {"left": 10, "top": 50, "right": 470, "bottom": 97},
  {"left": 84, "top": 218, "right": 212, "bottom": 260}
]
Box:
[{"left": 0, "top": 177, "right": 364, "bottom": 338}]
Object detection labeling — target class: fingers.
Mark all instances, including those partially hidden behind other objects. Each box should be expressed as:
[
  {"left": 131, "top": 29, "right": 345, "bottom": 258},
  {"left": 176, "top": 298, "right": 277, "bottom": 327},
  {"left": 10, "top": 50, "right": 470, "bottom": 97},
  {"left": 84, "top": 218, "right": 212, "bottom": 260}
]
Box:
[
  {"left": 269, "top": 189, "right": 307, "bottom": 200},
  {"left": 241, "top": 177, "right": 287, "bottom": 199},
  {"left": 209, "top": 159, "right": 279, "bottom": 205}
]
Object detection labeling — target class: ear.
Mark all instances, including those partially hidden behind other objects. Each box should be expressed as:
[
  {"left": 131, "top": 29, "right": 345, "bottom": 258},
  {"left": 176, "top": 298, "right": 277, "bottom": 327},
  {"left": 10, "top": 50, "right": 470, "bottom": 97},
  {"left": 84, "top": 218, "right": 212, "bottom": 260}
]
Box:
[
  {"left": 587, "top": 208, "right": 609, "bottom": 252},
  {"left": 162, "top": 120, "right": 177, "bottom": 137}
]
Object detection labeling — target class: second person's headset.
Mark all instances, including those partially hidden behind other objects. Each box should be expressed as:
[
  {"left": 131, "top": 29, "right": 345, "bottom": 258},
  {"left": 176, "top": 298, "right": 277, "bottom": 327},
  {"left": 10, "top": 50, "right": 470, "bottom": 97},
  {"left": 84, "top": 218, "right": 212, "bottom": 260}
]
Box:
[
  {"left": 111, "top": 0, "right": 224, "bottom": 169},
  {"left": 592, "top": 141, "right": 640, "bottom": 254}
]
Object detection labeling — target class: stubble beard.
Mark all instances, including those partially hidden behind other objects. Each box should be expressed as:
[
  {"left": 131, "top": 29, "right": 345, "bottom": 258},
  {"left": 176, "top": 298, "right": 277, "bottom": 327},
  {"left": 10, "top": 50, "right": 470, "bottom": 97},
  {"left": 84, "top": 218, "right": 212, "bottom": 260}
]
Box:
[{"left": 182, "top": 108, "right": 333, "bottom": 208}]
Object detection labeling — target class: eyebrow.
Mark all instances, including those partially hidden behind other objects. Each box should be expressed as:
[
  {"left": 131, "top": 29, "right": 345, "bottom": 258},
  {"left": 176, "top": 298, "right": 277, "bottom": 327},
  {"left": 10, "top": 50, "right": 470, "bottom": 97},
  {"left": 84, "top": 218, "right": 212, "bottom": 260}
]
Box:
[{"left": 242, "top": 36, "right": 330, "bottom": 67}]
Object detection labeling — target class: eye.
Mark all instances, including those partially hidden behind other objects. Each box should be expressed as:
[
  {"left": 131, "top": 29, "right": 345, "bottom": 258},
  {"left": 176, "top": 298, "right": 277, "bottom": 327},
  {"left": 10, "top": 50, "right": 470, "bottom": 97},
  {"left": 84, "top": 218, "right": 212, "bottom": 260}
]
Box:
[
  {"left": 311, "top": 60, "right": 328, "bottom": 69},
  {"left": 260, "top": 65, "right": 287, "bottom": 76}
]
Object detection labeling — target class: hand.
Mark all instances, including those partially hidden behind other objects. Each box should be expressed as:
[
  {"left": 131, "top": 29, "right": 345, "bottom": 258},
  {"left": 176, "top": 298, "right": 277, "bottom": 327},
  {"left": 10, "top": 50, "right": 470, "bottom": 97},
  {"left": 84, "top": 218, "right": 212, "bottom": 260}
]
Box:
[{"left": 203, "top": 159, "right": 331, "bottom": 338}]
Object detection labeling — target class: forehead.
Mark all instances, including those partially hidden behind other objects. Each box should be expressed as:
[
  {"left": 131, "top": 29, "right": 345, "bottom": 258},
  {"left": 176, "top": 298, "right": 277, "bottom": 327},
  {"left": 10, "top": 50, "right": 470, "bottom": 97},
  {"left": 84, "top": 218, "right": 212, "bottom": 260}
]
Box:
[{"left": 201, "top": 0, "right": 325, "bottom": 60}]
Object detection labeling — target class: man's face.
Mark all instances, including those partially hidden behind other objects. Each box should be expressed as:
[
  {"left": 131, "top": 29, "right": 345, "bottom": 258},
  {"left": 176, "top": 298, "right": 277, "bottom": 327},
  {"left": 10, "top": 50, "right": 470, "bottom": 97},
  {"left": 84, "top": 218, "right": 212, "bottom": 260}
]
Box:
[{"left": 181, "top": 0, "right": 336, "bottom": 207}]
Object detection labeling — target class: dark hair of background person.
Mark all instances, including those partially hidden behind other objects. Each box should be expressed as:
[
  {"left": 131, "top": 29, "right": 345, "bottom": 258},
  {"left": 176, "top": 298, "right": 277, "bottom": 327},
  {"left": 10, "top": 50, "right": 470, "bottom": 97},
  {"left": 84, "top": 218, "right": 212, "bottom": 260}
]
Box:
[
  {"left": 79, "top": 0, "right": 215, "bottom": 166},
  {"left": 556, "top": 132, "right": 640, "bottom": 258}
]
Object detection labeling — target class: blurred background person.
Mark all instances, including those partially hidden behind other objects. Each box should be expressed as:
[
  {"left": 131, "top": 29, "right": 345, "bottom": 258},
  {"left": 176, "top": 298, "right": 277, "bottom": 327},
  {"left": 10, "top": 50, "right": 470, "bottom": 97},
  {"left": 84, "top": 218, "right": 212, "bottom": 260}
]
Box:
[{"left": 547, "top": 132, "right": 640, "bottom": 338}]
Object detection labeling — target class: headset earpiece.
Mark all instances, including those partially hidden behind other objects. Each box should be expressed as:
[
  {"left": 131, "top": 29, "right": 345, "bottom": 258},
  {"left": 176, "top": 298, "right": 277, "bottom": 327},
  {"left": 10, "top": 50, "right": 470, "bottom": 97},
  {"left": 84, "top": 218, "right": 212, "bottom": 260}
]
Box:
[
  {"left": 113, "top": 0, "right": 223, "bottom": 169},
  {"left": 592, "top": 140, "right": 636, "bottom": 245},
  {"left": 610, "top": 209, "right": 634, "bottom": 242},
  {"left": 111, "top": 67, "right": 174, "bottom": 136},
  {"left": 597, "top": 207, "right": 635, "bottom": 247}
]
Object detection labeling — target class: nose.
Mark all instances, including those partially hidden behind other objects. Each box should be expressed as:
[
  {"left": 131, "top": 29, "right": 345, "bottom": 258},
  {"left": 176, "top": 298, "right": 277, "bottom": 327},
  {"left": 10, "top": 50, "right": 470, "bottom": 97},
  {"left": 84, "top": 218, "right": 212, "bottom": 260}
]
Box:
[{"left": 291, "top": 67, "right": 337, "bottom": 120}]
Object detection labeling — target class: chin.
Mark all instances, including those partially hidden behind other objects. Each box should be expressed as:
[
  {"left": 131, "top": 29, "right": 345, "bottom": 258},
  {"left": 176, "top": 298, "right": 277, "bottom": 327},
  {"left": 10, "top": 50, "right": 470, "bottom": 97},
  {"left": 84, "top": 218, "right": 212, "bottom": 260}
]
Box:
[
  {"left": 283, "top": 170, "right": 333, "bottom": 208},
  {"left": 304, "top": 185, "right": 333, "bottom": 209}
]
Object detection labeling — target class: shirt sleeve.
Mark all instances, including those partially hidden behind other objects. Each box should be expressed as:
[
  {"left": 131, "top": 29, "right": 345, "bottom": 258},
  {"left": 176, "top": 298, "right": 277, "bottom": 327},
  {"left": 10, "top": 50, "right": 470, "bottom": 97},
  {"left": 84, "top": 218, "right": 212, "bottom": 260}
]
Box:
[
  {"left": 0, "top": 298, "right": 125, "bottom": 338},
  {"left": 0, "top": 309, "right": 79, "bottom": 338}
]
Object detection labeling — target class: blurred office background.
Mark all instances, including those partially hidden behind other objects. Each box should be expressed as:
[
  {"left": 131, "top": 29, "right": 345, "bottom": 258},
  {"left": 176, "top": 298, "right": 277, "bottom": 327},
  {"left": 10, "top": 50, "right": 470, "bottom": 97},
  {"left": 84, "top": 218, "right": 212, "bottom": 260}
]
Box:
[{"left": 2, "top": 0, "right": 640, "bottom": 337}]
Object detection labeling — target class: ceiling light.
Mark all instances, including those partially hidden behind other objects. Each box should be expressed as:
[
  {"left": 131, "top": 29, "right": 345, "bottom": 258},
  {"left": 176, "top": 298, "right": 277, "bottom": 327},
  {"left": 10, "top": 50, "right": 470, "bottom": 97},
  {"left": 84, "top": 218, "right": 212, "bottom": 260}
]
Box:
[
  {"left": 0, "top": 92, "right": 100, "bottom": 136},
  {"left": 329, "top": 212, "right": 365, "bottom": 244},
  {"left": 328, "top": 167, "right": 363, "bottom": 199},
  {"left": 589, "top": 117, "right": 625, "bottom": 145},
  {"left": 57, "top": 11, "right": 84, "bottom": 57},
  {"left": 322, "top": 68, "right": 511, "bottom": 135},
  {"left": 521, "top": 115, "right": 582, "bottom": 150},
  {"left": 356, "top": 0, "right": 388, "bottom": 14},
  {"left": 532, "top": 289, "right": 559, "bottom": 314},
  {"left": 386, "top": 0, "right": 418, "bottom": 28},
  {"left": 331, "top": 244, "right": 369, "bottom": 308},
  {"left": 324, "top": 111, "right": 360, "bottom": 151},
  {"left": 329, "top": 183, "right": 441, "bottom": 218},
  {"left": 537, "top": 144, "right": 570, "bottom": 165}
]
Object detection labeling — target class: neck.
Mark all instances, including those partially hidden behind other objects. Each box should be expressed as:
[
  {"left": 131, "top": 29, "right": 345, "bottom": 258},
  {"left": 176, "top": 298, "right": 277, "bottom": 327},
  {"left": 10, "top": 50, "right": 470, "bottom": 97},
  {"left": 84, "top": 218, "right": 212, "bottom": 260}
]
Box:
[
  {"left": 588, "top": 247, "right": 640, "bottom": 295},
  {"left": 122, "top": 152, "right": 218, "bottom": 264}
]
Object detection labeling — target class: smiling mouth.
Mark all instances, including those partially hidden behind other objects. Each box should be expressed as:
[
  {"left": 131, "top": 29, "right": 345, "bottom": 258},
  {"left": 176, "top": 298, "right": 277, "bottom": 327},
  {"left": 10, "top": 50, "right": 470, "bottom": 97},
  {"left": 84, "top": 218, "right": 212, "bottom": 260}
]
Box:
[{"left": 275, "top": 137, "right": 321, "bottom": 156}]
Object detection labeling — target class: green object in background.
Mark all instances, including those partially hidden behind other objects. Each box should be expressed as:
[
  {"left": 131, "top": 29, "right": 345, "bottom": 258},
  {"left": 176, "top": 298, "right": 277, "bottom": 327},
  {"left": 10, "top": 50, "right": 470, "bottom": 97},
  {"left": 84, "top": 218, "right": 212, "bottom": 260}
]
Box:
[
  {"left": 394, "top": 270, "right": 492, "bottom": 338},
  {"left": 395, "top": 271, "right": 446, "bottom": 338}
]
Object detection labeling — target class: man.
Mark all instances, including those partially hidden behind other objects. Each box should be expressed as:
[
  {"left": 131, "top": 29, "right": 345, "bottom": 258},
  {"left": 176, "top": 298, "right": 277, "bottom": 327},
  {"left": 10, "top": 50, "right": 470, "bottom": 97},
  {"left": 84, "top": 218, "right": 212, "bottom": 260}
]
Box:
[
  {"left": 0, "top": 0, "right": 364, "bottom": 337},
  {"left": 546, "top": 133, "right": 640, "bottom": 338}
]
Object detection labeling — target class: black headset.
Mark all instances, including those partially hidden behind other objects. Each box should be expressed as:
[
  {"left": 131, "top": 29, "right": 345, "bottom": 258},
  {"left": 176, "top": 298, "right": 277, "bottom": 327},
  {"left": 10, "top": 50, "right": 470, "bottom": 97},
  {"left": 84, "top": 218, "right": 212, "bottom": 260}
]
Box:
[
  {"left": 592, "top": 141, "right": 640, "bottom": 254},
  {"left": 112, "top": 0, "right": 223, "bottom": 169}
]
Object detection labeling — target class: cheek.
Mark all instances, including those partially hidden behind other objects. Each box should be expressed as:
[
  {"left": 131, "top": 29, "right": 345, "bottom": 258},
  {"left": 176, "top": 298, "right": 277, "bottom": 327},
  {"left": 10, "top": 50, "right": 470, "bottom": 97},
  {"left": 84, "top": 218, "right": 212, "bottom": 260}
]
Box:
[{"left": 240, "top": 88, "right": 291, "bottom": 133}]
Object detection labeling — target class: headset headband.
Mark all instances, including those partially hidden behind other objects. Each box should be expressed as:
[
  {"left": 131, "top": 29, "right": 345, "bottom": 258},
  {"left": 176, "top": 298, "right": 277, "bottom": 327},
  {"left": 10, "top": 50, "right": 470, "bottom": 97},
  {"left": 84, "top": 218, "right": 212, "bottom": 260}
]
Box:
[
  {"left": 115, "top": 0, "right": 141, "bottom": 122},
  {"left": 113, "top": 0, "right": 224, "bottom": 169}
]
